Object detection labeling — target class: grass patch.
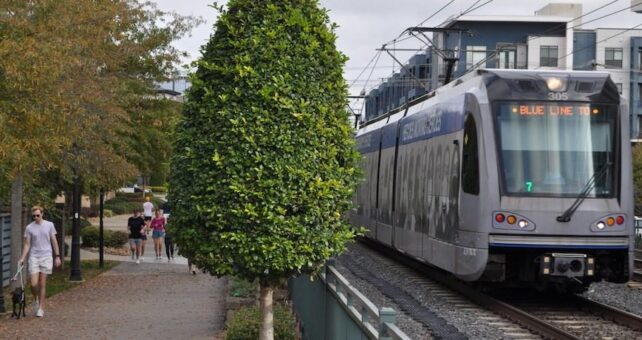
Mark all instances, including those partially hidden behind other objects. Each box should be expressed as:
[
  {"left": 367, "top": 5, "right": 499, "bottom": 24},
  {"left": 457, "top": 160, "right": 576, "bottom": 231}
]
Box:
[{"left": 2, "top": 259, "right": 119, "bottom": 308}]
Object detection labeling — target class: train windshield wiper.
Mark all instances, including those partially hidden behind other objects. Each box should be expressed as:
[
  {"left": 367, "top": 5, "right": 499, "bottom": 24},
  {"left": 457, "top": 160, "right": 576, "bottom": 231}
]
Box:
[{"left": 556, "top": 162, "right": 611, "bottom": 223}]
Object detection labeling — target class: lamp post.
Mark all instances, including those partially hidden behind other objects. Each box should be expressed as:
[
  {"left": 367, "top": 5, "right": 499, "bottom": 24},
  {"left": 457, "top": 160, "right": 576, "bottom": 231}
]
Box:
[
  {"left": 99, "top": 188, "right": 104, "bottom": 268},
  {"left": 0, "top": 210, "right": 5, "bottom": 314},
  {"left": 70, "top": 174, "right": 83, "bottom": 281}
]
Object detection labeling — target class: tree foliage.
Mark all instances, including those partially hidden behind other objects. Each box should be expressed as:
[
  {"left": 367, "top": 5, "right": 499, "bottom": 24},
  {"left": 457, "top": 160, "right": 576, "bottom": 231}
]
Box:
[
  {"left": 170, "top": 0, "right": 360, "bottom": 285},
  {"left": 0, "top": 0, "right": 199, "bottom": 202}
]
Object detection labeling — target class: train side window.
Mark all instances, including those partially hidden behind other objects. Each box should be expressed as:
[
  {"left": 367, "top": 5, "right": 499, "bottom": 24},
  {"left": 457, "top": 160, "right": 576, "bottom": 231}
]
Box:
[{"left": 462, "top": 114, "right": 479, "bottom": 195}]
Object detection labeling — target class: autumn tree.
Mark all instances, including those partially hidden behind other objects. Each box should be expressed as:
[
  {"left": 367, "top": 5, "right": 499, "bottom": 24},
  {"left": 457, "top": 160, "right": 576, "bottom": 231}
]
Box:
[
  {"left": 0, "top": 0, "right": 199, "bottom": 273},
  {"left": 169, "top": 1, "right": 360, "bottom": 338},
  {"left": 0, "top": 0, "right": 197, "bottom": 197}
]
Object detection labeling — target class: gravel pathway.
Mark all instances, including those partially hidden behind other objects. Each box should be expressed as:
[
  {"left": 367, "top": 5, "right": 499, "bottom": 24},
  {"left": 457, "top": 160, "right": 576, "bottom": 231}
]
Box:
[{"left": 0, "top": 262, "right": 226, "bottom": 340}]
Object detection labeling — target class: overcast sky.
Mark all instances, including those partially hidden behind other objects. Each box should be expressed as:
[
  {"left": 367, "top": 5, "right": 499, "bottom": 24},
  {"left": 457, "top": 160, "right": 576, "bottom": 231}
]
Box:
[{"left": 151, "top": 0, "right": 641, "bottom": 96}]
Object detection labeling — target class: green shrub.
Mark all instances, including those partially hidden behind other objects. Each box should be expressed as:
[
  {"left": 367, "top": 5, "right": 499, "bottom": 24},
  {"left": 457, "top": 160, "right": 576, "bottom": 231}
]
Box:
[
  {"left": 225, "top": 304, "right": 296, "bottom": 340},
  {"left": 106, "top": 193, "right": 164, "bottom": 215},
  {"left": 149, "top": 185, "right": 167, "bottom": 193},
  {"left": 81, "top": 226, "right": 106, "bottom": 247},
  {"left": 105, "top": 197, "right": 139, "bottom": 215},
  {"left": 103, "top": 209, "right": 113, "bottom": 218},
  {"left": 79, "top": 218, "right": 92, "bottom": 229},
  {"left": 229, "top": 277, "right": 257, "bottom": 298},
  {"left": 117, "top": 192, "right": 147, "bottom": 201},
  {"left": 108, "top": 231, "right": 129, "bottom": 247}
]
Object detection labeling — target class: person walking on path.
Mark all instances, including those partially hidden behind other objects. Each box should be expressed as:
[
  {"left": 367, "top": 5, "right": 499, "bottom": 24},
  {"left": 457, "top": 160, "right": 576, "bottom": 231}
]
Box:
[
  {"left": 18, "top": 205, "right": 62, "bottom": 317},
  {"left": 127, "top": 209, "right": 145, "bottom": 264},
  {"left": 151, "top": 209, "right": 166, "bottom": 260},
  {"left": 142, "top": 196, "right": 154, "bottom": 227},
  {"left": 162, "top": 210, "right": 175, "bottom": 262},
  {"left": 142, "top": 197, "right": 154, "bottom": 259}
]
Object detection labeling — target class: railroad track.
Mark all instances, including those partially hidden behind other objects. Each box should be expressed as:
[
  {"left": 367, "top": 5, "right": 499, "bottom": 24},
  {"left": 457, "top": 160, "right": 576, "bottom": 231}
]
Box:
[
  {"left": 491, "top": 290, "right": 642, "bottom": 339},
  {"left": 348, "top": 238, "right": 642, "bottom": 340}
]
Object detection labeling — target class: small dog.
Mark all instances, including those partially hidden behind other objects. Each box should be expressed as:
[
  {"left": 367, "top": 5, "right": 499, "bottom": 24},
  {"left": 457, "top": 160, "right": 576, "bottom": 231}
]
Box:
[{"left": 11, "top": 287, "right": 26, "bottom": 319}]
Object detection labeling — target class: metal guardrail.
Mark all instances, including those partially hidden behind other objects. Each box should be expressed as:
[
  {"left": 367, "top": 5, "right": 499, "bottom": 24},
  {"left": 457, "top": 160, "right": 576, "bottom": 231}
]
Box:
[{"left": 320, "top": 265, "right": 412, "bottom": 340}]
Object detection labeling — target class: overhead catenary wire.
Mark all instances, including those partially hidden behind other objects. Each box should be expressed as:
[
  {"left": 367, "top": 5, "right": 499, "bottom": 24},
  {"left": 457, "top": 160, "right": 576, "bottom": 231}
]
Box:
[{"left": 349, "top": 50, "right": 383, "bottom": 89}]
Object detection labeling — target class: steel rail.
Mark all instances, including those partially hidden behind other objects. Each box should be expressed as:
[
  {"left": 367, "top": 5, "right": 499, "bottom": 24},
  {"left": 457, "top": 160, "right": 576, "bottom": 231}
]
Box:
[
  {"left": 573, "top": 295, "right": 642, "bottom": 332},
  {"left": 359, "top": 237, "right": 579, "bottom": 340}
]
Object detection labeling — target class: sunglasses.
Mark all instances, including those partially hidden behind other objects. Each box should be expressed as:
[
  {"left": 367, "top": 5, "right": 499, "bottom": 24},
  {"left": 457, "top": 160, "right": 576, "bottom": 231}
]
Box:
[{"left": 32, "top": 214, "right": 41, "bottom": 218}]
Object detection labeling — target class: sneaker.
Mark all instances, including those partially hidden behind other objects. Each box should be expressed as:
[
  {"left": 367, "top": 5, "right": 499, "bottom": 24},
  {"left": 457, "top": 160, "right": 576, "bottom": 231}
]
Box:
[
  {"left": 32, "top": 299, "right": 39, "bottom": 314},
  {"left": 136, "top": 259, "right": 140, "bottom": 264},
  {"left": 36, "top": 308, "right": 44, "bottom": 317}
]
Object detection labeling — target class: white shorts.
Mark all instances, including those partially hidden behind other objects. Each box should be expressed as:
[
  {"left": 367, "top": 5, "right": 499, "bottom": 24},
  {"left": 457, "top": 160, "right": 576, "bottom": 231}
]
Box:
[{"left": 29, "top": 256, "right": 53, "bottom": 275}]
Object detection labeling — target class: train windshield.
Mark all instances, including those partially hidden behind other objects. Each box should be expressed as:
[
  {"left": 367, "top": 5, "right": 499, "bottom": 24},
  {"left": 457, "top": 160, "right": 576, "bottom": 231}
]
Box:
[{"left": 496, "top": 102, "right": 617, "bottom": 197}]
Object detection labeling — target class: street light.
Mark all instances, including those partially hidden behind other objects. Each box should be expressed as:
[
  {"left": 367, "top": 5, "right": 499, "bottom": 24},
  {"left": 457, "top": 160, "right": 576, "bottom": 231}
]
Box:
[
  {"left": 99, "top": 188, "right": 104, "bottom": 268},
  {"left": 69, "top": 174, "right": 82, "bottom": 281},
  {"left": 0, "top": 212, "right": 5, "bottom": 313}
]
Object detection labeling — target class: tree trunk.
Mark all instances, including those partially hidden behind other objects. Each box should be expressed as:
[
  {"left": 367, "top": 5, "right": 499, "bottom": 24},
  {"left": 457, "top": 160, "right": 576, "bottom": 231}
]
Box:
[
  {"left": 10, "top": 175, "right": 23, "bottom": 278},
  {"left": 259, "top": 284, "right": 274, "bottom": 340}
]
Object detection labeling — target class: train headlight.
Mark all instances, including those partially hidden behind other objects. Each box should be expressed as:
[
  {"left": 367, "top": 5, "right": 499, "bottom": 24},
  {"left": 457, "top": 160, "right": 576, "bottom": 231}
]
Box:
[
  {"left": 518, "top": 220, "right": 529, "bottom": 228},
  {"left": 596, "top": 221, "right": 606, "bottom": 230},
  {"left": 541, "top": 256, "right": 551, "bottom": 275},
  {"left": 495, "top": 213, "right": 505, "bottom": 223},
  {"left": 606, "top": 217, "right": 615, "bottom": 227},
  {"left": 541, "top": 74, "right": 569, "bottom": 92},
  {"left": 507, "top": 215, "right": 517, "bottom": 224},
  {"left": 616, "top": 216, "right": 624, "bottom": 225}
]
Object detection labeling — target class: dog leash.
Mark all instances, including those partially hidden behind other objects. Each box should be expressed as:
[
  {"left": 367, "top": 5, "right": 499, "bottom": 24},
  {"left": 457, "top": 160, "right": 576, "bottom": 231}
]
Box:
[{"left": 11, "top": 263, "right": 25, "bottom": 290}]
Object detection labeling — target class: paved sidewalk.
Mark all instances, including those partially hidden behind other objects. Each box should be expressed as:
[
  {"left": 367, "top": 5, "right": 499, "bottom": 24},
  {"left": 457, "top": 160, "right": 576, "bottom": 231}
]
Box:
[{"left": 0, "top": 261, "right": 227, "bottom": 339}]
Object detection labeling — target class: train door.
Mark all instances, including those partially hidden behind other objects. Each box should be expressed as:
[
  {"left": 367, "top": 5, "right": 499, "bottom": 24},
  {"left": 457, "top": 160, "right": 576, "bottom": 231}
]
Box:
[{"left": 459, "top": 98, "right": 482, "bottom": 234}]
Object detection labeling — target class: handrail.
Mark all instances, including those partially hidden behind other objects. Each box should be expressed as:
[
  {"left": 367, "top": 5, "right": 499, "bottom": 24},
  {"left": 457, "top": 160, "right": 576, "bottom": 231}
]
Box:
[{"left": 320, "top": 264, "right": 412, "bottom": 340}]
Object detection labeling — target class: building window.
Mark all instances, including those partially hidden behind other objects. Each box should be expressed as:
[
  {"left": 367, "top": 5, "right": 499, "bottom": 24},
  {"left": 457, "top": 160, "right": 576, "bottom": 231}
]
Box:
[
  {"left": 638, "top": 49, "right": 642, "bottom": 70},
  {"left": 540, "top": 46, "right": 558, "bottom": 67},
  {"left": 605, "top": 48, "right": 623, "bottom": 68},
  {"left": 616, "top": 83, "right": 622, "bottom": 94},
  {"left": 498, "top": 50, "right": 516, "bottom": 69},
  {"left": 466, "top": 46, "right": 487, "bottom": 69}
]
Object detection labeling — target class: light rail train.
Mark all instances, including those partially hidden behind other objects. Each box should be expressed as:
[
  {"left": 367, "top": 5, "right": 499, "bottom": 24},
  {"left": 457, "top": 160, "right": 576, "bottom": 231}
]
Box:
[{"left": 351, "top": 69, "right": 633, "bottom": 291}]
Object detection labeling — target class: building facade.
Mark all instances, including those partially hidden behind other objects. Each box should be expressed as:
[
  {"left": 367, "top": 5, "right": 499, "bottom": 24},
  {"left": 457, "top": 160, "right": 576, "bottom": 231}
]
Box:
[{"left": 363, "top": 3, "right": 642, "bottom": 140}]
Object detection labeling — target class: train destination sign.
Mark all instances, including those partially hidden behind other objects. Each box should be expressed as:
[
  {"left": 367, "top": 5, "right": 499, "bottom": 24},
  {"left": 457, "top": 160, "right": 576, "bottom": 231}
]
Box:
[{"left": 506, "top": 103, "right": 600, "bottom": 117}]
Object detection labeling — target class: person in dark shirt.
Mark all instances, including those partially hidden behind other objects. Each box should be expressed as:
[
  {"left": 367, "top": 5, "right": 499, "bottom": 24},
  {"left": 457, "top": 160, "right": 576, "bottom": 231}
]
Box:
[{"left": 127, "top": 209, "right": 145, "bottom": 264}]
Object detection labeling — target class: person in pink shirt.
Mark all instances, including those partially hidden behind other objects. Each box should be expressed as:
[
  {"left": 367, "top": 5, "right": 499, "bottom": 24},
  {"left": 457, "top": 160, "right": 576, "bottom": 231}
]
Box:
[{"left": 150, "top": 209, "right": 166, "bottom": 260}]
